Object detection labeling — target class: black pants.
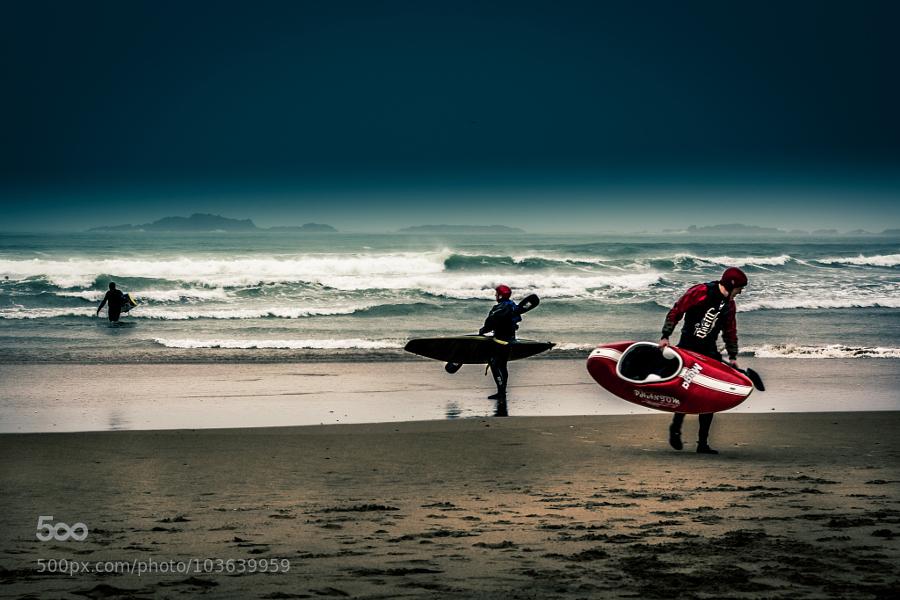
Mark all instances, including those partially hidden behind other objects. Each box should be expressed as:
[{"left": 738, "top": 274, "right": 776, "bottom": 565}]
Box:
[
  {"left": 108, "top": 307, "right": 121, "bottom": 322},
  {"left": 488, "top": 342, "right": 512, "bottom": 394},
  {"left": 671, "top": 412, "right": 714, "bottom": 445},
  {"left": 670, "top": 344, "right": 720, "bottom": 445}
]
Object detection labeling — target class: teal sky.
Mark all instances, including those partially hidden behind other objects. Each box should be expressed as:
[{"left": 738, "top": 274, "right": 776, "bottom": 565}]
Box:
[
  {"left": 7, "top": 169, "right": 899, "bottom": 233},
  {"left": 2, "top": 1, "right": 899, "bottom": 232}
]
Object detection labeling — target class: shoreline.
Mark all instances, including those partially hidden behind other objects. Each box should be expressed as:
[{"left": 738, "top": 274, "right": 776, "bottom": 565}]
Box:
[
  {"left": 4, "top": 343, "right": 900, "bottom": 364},
  {"left": 0, "top": 352, "right": 588, "bottom": 365}
]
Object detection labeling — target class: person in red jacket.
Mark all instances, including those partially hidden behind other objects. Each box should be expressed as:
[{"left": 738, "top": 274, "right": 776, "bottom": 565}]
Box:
[{"left": 659, "top": 267, "right": 748, "bottom": 454}]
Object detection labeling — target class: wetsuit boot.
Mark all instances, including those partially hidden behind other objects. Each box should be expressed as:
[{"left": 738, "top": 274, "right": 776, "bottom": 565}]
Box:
[
  {"left": 696, "top": 413, "right": 718, "bottom": 454},
  {"left": 488, "top": 357, "right": 507, "bottom": 400},
  {"left": 669, "top": 413, "right": 684, "bottom": 450}
]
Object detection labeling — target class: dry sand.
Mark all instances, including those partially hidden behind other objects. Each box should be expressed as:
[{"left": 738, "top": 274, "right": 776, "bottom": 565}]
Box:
[{"left": 1, "top": 412, "right": 898, "bottom": 599}]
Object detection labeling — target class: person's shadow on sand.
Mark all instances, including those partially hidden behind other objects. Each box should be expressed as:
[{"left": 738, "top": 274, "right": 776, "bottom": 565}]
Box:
[{"left": 444, "top": 398, "right": 508, "bottom": 418}]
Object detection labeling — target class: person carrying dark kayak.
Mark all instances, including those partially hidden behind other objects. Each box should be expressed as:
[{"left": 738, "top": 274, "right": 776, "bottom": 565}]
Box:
[
  {"left": 97, "top": 281, "right": 126, "bottom": 322},
  {"left": 659, "top": 267, "right": 748, "bottom": 454},
  {"left": 479, "top": 284, "right": 523, "bottom": 401}
]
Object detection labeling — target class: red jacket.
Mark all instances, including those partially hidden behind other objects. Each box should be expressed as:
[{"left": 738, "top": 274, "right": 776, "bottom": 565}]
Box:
[{"left": 662, "top": 281, "right": 738, "bottom": 360}]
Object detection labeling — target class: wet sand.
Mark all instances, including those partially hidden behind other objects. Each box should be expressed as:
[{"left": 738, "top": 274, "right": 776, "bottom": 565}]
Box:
[
  {"left": 1, "top": 412, "right": 898, "bottom": 599},
  {"left": 2, "top": 358, "right": 899, "bottom": 432}
]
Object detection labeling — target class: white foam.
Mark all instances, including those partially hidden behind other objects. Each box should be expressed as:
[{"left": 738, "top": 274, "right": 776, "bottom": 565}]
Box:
[
  {"left": 0, "top": 254, "right": 661, "bottom": 299},
  {"left": 0, "top": 307, "right": 96, "bottom": 319},
  {"left": 451, "top": 252, "right": 618, "bottom": 266},
  {"left": 153, "top": 338, "right": 404, "bottom": 349},
  {"left": 0, "top": 252, "right": 451, "bottom": 288},
  {"left": 551, "top": 342, "right": 599, "bottom": 351},
  {"left": 740, "top": 297, "right": 900, "bottom": 311},
  {"left": 56, "top": 289, "right": 230, "bottom": 302},
  {"left": 748, "top": 344, "right": 900, "bottom": 359},
  {"left": 341, "top": 272, "right": 663, "bottom": 300},
  {"left": 815, "top": 254, "right": 900, "bottom": 267},
  {"left": 138, "top": 306, "right": 363, "bottom": 320},
  {"left": 0, "top": 305, "right": 368, "bottom": 320},
  {"left": 670, "top": 253, "right": 794, "bottom": 267},
  {"left": 513, "top": 254, "right": 615, "bottom": 265},
  {"left": 456, "top": 251, "right": 796, "bottom": 269}
]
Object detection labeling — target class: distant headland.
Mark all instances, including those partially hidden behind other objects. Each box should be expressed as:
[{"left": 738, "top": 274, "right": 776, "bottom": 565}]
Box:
[
  {"left": 662, "top": 224, "right": 898, "bottom": 237},
  {"left": 396, "top": 225, "right": 526, "bottom": 234},
  {"left": 89, "top": 214, "right": 337, "bottom": 233}
]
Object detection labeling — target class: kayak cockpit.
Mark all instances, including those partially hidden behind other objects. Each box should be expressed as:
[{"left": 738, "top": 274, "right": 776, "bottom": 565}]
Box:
[{"left": 616, "top": 342, "right": 683, "bottom": 384}]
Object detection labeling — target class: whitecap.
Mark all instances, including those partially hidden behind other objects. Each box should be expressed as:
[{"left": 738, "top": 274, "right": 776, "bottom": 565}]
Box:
[
  {"left": 747, "top": 344, "right": 900, "bottom": 359},
  {"left": 152, "top": 338, "right": 404, "bottom": 350},
  {"left": 669, "top": 253, "right": 794, "bottom": 267},
  {"left": 0, "top": 304, "right": 371, "bottom": 320},
  {"left": 815, "top": 254, "right": 900, "bottom": 267},
  {"left": 0, "top": 252, "right": 452, "bottom": 289},
  {"left": 56, "top": 288, "right": 230, "bottom": 302},
  {"left": 740, "top": 297, "right": 900, "bottom": 311}
]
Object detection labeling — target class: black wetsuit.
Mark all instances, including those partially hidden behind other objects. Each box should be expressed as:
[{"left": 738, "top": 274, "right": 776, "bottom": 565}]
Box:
[
  {"left": 99, "top": 289, "right": 126, "bottom": 322},
  {"left": 479, "top": 299, "right": 522, "bottom": 396}
]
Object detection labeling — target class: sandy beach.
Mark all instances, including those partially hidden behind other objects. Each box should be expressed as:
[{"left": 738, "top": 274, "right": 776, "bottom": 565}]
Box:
[
  {"left": 1, "top": 412, "right": 898, "bottom": 599},
  {"left": 5, "top": 0, "right": 900, "bottom": 597}
]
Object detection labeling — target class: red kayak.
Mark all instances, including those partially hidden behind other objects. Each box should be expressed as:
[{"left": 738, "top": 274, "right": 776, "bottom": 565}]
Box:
[{"left": 586, "top": 341, "right": 754, "bottom": 414}]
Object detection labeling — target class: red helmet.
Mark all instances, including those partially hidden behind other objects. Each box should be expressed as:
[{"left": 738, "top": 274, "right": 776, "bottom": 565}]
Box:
[
  {"left": 495, "top": 284, "right": 512, "bottom": 299},
  {"left": 721, "top": 267, "right": 748, "bottom": 291}
]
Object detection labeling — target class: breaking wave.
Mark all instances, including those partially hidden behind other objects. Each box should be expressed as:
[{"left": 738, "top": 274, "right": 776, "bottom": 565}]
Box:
[
  {"left": 669, "top": 253, "right": 795, "bottom": 267},
  {"left": 814, "top": 254, "right": 900, "bottom": 267},
  {"left": 0, "top": 253, "right": 450, "bottom": 288},
  {"left": 747, "top": 344, "right": 900, "bottom": 359},
  {"left": 153, "top": 338, "right": 405, "bottom": 349},
  {"left": 739, "top": 297, "right": 900, "bottom": 311},
  {"left": 0, "top": 305, "right": 368, "bottom": 320},
  {"left": 56, "top": 288, "right": 230, "bottom": 302}
]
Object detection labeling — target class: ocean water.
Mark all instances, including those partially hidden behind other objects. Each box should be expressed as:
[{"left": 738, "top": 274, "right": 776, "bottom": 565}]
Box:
[{"left": 1, "top": 232, "right": 899, "bottom": 363}]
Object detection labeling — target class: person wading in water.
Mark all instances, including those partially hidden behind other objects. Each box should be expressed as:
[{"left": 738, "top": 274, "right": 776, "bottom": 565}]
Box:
[{"left": 97, "top": 281, "right": 126, "bottom": 323}]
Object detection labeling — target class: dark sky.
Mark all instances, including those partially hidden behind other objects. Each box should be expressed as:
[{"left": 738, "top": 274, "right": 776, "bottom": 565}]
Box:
[{"left": 2, "top": 1, "right": 899, "bottom": 231}]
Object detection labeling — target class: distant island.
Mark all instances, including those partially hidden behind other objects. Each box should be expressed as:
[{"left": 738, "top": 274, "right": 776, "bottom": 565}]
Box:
[
  {"left": 267, "top": 223, "right": 338, "bottom": 233},
  {"left": 662, "top": 224, "right": 897, "bottom": 237},
  {"left": 89, "top": 214, "right": 337, "bottom": 233},
  {"left": 397, "top": 225, "right": 526, "bottom": 234},
  {"left": 672, "top": 224, "right": 790, "bottom": 236}
]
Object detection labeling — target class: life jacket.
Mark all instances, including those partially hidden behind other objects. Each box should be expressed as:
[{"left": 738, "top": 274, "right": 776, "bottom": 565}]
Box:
[{"left": 482, "top": 299, "right": 521, "bottom": 341}]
